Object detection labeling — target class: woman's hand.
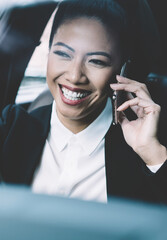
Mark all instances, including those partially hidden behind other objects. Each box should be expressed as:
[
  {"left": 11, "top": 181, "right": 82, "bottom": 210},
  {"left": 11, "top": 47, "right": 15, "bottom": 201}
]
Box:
[{"left": 110, "top": 75, "right": 167, "bottom": 166}]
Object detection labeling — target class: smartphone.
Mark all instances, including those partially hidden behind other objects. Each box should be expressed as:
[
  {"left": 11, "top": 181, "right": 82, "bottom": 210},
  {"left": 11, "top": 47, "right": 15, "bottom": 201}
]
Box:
[{"left": 112, "top": 61, "right": 129, "bottom": 125}]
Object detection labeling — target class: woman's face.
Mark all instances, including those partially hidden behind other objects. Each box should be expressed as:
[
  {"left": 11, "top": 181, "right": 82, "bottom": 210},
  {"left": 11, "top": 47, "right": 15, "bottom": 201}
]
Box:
[{"left": 47, "top": 17, "right": 122, "bottom": 124}]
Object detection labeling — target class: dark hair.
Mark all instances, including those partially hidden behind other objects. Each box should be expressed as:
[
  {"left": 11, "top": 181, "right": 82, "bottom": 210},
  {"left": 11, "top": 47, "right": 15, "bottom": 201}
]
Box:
[
  {"left": 49, "top": 0, "right": 160, "bottom": 80},
  {"left": 49, "top": 0, "right": 129, "bottom": 62}
]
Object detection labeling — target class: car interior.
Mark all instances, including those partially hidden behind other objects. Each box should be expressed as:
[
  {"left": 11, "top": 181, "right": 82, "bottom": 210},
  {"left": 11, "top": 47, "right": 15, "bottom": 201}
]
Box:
[
  {"left": 0, "top": 1, "right": 57, "bottom": 113},
  {"left": 0, "top": 1, "right": 167, "bottom": 238},
  {"left": 0, "top": 0, "right": 167, "bottom": 114}
]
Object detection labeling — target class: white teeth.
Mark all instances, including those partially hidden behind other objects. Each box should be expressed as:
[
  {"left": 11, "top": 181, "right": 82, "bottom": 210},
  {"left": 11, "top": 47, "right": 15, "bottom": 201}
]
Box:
[
  {"left": 72, "top": 92, "right": 77, "bottom": 98},
  {"left": 61, "top": 86, "right": 89, "bottom": 101},
  {"left": 68, "top": 90, "right": 72, "bottom": 96}
]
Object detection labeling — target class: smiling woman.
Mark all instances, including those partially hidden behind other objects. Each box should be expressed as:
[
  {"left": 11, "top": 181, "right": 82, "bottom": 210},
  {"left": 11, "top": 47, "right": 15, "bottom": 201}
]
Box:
[
  {"left": 47, "top": 17, "right": 121, "bottom": 133},
  {"left": 0, "top": 0, "right": 167, "bottom": 204}
]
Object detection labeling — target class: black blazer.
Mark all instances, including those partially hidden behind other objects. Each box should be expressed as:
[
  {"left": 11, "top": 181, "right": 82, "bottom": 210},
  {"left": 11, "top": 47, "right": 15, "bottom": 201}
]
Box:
[{"left": 0, "top": 104, "right": 167, "bottom": 204}]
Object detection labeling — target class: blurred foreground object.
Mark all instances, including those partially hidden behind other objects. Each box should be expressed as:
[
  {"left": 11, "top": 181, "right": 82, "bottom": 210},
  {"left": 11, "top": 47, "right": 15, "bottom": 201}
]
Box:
[{"left": 0, "top": 185, "right": 167, "bottom": 240}]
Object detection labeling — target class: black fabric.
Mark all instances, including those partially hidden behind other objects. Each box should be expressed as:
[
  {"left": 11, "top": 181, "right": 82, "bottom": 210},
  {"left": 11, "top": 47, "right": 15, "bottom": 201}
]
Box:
[
  {"left": 0, "top": 104, "right": 167, "bottom": 204},
  {"left": 105, "top": 123, "right": 167, "bottom": 204},
  {"left": 0, "top": 104, "right": 52, "bottom": 184}
]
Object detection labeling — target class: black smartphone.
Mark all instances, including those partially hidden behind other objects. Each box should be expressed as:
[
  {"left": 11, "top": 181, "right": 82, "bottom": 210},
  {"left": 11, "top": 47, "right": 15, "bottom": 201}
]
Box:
[
  {"left": 112, "top": 60, "right": 137, "bottom": 125},
  {"left": 112, "top": 62, "right": 128, "bottom": 125}
]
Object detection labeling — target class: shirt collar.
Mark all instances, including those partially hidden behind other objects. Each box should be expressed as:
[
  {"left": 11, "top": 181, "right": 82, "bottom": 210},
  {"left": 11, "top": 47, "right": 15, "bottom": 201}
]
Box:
[
  {"left": 50, "top": 99, "right": 113, "bottom": 154},
  {"left": 75, "top": 98, "right": 113, "bottom": 155},
  {"left": 50, "top": 101, "right": 73, "bottom": 151}
]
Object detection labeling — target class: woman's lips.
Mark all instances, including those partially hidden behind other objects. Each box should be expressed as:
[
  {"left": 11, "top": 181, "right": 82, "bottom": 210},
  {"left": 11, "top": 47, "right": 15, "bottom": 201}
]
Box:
[{"left": 59, "top": 84, "right": 91, "bottom": 106}]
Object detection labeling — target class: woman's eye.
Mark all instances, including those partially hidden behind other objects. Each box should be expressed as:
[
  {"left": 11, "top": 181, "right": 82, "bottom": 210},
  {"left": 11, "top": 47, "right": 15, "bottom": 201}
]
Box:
[
  {"left": 89, "top": 59, "right": 108, "bottom": 67},
  {"left": 53, "top": 50, "right": 70, "bottom": 59}
]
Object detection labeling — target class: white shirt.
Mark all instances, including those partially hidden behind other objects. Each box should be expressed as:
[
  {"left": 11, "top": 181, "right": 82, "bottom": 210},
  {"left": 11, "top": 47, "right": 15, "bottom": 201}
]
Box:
[
  {"left": 32, "top": 98, "right": 162, "bottom": 202},
  {"left": 32, "top": 98, "right": 113, "bottom": 203}
]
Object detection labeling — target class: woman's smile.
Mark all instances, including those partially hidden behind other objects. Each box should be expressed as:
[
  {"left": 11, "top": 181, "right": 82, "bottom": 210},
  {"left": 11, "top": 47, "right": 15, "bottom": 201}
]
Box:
[
  {"left": 47, "top": 17, "right": 121, "bottom": 131},
  {"left": 59, "top": 84, "right": 91, "bottom": 105}
]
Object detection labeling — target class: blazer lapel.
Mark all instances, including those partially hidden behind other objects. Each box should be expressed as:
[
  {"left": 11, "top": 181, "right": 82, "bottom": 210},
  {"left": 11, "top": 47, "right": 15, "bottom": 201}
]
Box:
[
  {"left": 2, "top": 104, "right": 52, "bottom": 185},
  {"left": 105, "top": 123, "right": 145, "bottom": 200}
]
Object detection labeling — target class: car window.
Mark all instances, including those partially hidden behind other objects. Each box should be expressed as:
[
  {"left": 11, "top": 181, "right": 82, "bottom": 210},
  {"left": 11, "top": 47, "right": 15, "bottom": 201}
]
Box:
[
  {"left": 0, "top": 0, "right": 57, "bottom": 111},
  {"left": 15, "top": 9, "right": 55, "bottom": 104}
]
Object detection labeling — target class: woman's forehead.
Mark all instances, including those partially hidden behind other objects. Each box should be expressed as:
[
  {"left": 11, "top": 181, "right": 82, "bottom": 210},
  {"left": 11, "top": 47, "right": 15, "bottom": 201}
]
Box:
[{"left": 53, "top": 17, "right": 119, "bottom": 52}]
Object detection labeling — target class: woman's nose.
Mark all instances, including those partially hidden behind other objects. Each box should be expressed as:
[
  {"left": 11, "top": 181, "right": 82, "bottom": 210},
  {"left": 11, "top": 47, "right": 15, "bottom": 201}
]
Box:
[{"left": 65, "top": 59, "right": 88, "bottom": 85}]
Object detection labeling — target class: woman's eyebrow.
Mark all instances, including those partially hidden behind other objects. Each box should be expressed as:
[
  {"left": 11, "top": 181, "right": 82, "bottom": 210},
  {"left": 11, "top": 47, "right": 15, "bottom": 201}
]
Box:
[
  {"left": 53, "top": 42, "right": 75, "bottom": 52},
  {"left": 53, "top": 43, "right": 112, "bottom": 60},
  {"left": 87, "top": 52, "right": 112, "bottom": 60}
]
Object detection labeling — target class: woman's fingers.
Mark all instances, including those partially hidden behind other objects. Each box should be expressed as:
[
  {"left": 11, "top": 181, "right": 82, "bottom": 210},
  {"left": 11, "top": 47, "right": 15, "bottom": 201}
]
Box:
[
  {"left": 110, "top": 75, "right": 151, "bottom": 99},
  {"left": 118, "top": 111, "right": 129, "bottom": 125},
  {"left": 117, "top": 97, "right": 160, "bottom": 117},
  {"left": 110, "top": 83, "right": 151, "bottom": 100},
  {"left": 116, "top": 75, "right": 148, "bottom": 91},
  {"left": 125, "top": 92, "right": 142, "bottom": 115},
  {"left": 116, "top": 75, "right": 137, "bottom": 84},
  {"left": 110, "top": 76, "right": 158, "bottom": 118}
]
